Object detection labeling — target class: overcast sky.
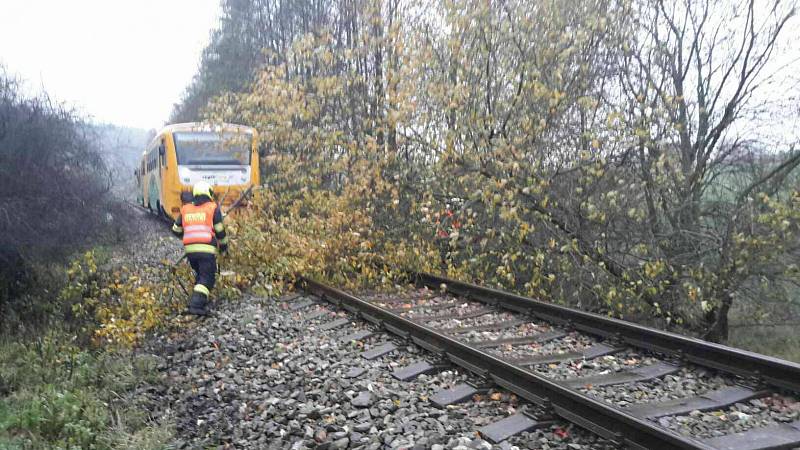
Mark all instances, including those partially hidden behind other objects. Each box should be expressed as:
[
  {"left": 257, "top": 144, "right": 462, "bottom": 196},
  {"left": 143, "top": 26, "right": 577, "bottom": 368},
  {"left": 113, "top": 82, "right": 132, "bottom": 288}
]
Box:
[{"left": 0, "top": 0, "right": 220, "bottom": 130}]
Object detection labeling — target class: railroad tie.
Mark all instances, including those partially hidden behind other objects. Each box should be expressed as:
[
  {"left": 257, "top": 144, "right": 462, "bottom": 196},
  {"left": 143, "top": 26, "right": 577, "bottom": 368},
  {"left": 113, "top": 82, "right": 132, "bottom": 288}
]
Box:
[
  {"left": 319, "top": 317, "right": 350, "bottom": 331},
  {"left": 478, "top": 412, "right": 551, "bottom": 444},
  {"left": 437, "top": 318, "right": 529, "bottom": 335},
  {"left": 563, "top": 361, "right": 679, "bottom": 388},
  {"left": 700, "top": 420, "right": 800, "bottom": 450},
  {"left": 624, "top": 386, "right": 765, "bottom": 419},
  {"left": 288, "top": 298, "right": 317, "bottom": 311},
  {"left": 506, "top": 343, "right": 622, "bottom": 366},
  {"left": 392, "top": 360, "right": 445, "bottom": 381},
  {"left": 430, "top": 383, "right": 482, "bottom": 408},
  {"left": 470, "top": 329, "right": 567, "bottom": 349},
  {"left": 360, "top": 342, "right": 397, "bottom": 360},
  {"left": 408, "top": 307, "right": 494, "bottom": 322},
  {"left": 299, "top": 309, "right": 332, "bottom": 322},
  {"left": 338, "top": 329, "right": 374, "bottom": 343},
  {"left": 388, "top": 300, "right": 466, "bottom": 314}
]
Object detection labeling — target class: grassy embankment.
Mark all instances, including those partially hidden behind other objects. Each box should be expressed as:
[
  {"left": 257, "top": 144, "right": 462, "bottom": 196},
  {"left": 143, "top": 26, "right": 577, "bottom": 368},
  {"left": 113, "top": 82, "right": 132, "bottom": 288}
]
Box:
[
  {"left": 728, "top": 326, "right": 800, "bottom": 363},
  {"left": 0, "top": 335, "right": 171, "bottom": 450},
  {"left": 0, "top": 247, "right": 174, "bottom": 450}
]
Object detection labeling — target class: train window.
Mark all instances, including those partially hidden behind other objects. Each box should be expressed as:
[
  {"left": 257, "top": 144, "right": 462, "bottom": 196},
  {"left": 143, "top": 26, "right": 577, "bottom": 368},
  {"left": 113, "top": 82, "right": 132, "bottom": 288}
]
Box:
[{"left": 173, "top": 131, "right": 251, "bottom": 165}]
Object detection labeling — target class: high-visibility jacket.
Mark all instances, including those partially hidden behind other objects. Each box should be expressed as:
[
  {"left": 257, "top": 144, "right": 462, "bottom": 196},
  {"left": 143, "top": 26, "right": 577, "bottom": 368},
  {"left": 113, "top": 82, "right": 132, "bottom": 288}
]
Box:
[{"left": 172, "top": 198, "right": 227, "bottom": 254}]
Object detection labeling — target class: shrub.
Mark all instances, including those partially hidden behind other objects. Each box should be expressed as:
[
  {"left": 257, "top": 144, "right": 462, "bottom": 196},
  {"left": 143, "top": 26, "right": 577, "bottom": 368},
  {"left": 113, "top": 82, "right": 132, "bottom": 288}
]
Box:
[{"left": 0, "top": 331, "right": 171, "bottom": 449}]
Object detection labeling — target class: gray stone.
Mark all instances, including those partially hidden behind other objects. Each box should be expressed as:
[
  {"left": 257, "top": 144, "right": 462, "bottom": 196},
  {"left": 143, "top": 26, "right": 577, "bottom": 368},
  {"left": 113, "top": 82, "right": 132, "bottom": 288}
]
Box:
[
  {"left": 354, "top": 422, "right": 372, "bottom": 432},
  {"left": 330, "top": 437, "right": 350, "bottom": 449},
  {"left": 351, "top": 391, "right": 374, "bottom": 408}
]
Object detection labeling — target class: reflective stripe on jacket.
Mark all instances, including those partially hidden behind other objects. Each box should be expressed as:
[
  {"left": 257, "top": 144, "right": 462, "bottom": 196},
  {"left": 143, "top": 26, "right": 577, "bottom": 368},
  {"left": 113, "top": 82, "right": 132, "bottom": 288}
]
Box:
[{"left": 180, "top": 201, "right": 218, "bottom": 252}]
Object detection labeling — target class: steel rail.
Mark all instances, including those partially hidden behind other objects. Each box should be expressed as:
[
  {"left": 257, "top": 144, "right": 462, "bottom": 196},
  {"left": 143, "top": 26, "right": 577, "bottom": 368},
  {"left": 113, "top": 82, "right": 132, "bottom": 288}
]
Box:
[
  {"left": 300, "top": 277, "right": 714, "bottom": 450},
  {"left": 125, "top": 200, "right": 173, "bottom": 224},
  {"left": 414, "top": 272, "right": 800, "bottom": 392}
]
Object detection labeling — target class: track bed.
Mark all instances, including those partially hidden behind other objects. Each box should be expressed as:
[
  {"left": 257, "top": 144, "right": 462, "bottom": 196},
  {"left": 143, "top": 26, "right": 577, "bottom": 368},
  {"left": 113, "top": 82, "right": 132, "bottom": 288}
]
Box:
[{"left": 301, "top": 275, "right": 800, "bottom": 449}]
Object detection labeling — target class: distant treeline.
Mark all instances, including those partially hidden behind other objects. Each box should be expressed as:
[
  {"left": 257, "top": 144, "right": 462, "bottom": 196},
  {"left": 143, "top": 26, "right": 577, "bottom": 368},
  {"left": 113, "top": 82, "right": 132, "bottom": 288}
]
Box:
[{"left": 90, "top": 123, "right": 153, "bottom": 198}]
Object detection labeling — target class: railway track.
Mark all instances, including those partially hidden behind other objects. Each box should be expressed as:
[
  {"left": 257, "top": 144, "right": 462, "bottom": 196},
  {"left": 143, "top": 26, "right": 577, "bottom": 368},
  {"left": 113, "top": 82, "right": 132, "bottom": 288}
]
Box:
[
  {"left": 126, "top": 199, "right": 173, "bottom": 224},
  {"left": 298, "top": 274, "right": 800, "bottom": 450}
]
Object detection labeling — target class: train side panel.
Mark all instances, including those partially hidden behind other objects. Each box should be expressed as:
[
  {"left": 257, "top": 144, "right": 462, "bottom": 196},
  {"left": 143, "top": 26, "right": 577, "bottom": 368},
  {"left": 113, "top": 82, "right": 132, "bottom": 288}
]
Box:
[{"left": 160, "top": 132, "right": 183, "bottom": 221}]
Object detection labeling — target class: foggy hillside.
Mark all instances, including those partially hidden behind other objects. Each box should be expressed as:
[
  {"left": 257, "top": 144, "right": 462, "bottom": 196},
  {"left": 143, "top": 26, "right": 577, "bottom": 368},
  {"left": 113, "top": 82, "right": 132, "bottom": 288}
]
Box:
[{"left": 91, "top": 123, "right": 152, "bottom": 197}]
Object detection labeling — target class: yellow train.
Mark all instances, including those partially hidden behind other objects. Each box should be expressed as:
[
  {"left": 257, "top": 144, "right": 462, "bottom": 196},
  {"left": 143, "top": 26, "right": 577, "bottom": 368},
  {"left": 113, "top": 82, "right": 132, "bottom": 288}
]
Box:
[{"left": 134, "top": 123, "right": 259, "bottom": 220}]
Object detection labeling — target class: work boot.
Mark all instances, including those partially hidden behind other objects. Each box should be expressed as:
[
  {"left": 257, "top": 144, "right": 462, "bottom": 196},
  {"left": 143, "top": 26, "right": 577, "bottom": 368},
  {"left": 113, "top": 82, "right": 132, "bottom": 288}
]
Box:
[{"left": 187, "top": 292, "right": 209, "bottom": 316}]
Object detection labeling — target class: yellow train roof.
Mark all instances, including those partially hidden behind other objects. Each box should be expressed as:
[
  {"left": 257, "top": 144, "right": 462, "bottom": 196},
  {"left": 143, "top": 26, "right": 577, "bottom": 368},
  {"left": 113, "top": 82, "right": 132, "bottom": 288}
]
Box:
[
  {"left": 159, "top": 122, "right": 255, "bottom": 134},
  {"left": 141, "top": 122, "right": 256, "bottom": 152}
]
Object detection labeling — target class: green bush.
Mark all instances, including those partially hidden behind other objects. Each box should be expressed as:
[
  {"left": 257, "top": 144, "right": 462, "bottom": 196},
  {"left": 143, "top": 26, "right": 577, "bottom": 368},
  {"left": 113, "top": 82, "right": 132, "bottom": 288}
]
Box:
[
  {"left": 0, "top": 332, "right": 171, "bottom": 449},
  {"left": 1, "top": 386, "right": 107, "bottom": 448}
]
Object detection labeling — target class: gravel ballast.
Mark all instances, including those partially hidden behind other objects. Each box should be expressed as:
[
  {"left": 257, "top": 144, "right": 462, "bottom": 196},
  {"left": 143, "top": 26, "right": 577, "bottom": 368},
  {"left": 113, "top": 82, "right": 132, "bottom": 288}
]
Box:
[
  {"left": 141, "top": 293, "right": 618, "bottom": 449},
  {"left": 120, "top": 209, "right": 800, "bottom": 449},
  {"left": 362, "top": 291, "right": 488, "bottom": 319},
  {"left": 532, "top": 350, "right": 661, "bottom": 381},
  {"left": 112, "top": 207, "right": 798, "bottom": 450},
  {"left": 430, "top": 311, "right": 519, "bottom": 330},
  {"left": 460, "top": 322, "right": 554, "bottom": 343},
  {"left": 579, "top": 367, "right": 740, "bottom": 408},
  {"left": 658, "top": 395, "right": 800, "bottom": 439},
  {"left": 489, "top": 333, "right": 597, "bottom": 360}
]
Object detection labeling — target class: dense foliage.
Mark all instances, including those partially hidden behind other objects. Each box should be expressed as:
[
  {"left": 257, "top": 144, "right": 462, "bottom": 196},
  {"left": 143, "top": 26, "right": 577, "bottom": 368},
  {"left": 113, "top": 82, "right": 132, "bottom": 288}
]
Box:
[
  {"left": 177, "top": 0, "right": 800, "bottom": 345},
  {"left": 0, "top": 70, "right": 130, "bottom": 328}
]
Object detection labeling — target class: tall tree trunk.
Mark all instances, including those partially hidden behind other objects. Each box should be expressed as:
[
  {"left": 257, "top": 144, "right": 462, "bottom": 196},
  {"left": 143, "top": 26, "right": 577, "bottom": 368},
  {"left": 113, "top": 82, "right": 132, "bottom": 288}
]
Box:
[
  {"left": 372, "top": 0, "right": 385, "bottom": 148},
  {"left": 703, "top": 293, "right": 732, "bottom": 343}
]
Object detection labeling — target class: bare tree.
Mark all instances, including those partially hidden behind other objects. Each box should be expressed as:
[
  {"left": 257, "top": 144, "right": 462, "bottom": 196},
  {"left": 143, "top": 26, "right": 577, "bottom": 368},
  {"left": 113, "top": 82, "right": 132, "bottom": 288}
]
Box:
[{"left": 620, "top": 0, "right": 798, "bottom": 341}]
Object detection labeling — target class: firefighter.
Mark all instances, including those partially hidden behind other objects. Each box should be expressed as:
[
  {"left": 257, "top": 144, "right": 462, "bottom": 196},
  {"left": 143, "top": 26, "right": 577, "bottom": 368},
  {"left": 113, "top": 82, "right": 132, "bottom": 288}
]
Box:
[{"left": 171, "top": 181, "right": 228, "bottom": 315}]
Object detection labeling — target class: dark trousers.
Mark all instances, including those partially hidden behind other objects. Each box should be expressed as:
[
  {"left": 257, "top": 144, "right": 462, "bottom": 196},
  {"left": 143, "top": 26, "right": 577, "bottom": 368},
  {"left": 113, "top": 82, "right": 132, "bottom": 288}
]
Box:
[{"left": 187, "top": 253, "right": 217, "bottom": 293}]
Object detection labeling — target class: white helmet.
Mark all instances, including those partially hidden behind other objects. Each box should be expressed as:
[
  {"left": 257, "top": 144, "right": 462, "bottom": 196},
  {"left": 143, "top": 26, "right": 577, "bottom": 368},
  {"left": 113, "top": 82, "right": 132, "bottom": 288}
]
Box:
[{"left": 192, "top": 181, "right": 213, "bottom": 198}]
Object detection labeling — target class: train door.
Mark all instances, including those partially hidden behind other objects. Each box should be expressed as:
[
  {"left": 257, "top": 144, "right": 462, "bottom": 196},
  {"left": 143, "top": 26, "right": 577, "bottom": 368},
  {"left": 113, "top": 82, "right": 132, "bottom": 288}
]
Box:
[
  {"left": 147, "top": 146, "right": 159, "bottom": 212},
  {"left": 139, "top": 158, "right": 147, "bottom": 206}
]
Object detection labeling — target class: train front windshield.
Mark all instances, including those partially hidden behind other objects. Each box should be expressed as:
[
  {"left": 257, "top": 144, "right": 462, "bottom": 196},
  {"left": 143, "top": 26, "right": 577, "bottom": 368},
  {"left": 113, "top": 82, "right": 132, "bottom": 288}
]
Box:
[{"left": 174, "top": 131, "right": 251, "bottom": 166}]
